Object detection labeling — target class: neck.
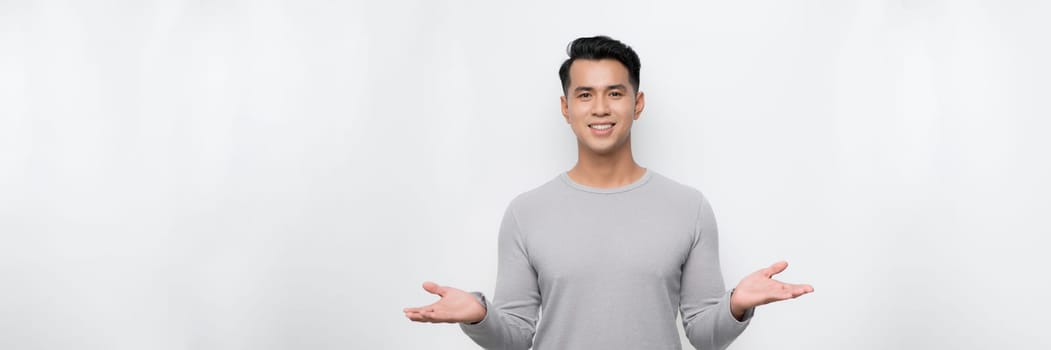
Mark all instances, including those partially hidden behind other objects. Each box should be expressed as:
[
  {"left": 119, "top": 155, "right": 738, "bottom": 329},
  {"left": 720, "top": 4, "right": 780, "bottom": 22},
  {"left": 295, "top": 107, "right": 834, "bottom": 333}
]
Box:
[{"left": 567, "top": 136, "right": 646, "bottom": 188}]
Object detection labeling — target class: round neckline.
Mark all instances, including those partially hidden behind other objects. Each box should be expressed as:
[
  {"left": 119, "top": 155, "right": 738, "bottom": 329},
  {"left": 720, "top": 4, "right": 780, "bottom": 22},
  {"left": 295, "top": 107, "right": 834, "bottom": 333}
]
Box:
[{"left": 559, "top": 168, "right": 653, "bottom": 194}]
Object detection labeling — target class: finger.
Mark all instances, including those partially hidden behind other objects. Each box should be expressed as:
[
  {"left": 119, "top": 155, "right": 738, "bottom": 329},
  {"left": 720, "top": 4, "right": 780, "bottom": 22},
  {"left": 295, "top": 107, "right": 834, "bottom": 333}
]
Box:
[
  {"left": 401, "top": 300, "right": 435, "bottom": 311},
  {"left": 764, "top": 260, "right": 789, "bottom": 278},
  {"left": 782, "top": 284, "right": 813, "bottom": 298},
  {"left": 403, "top": 302, "right": 438, "bottom": 313},
  {"left": 425, "top": 309, "right": 447, "bottom": 322},
  {"left": 760, "top": 283, "right": 813, "bottom": 302},
  {"left": 422, "top": 281, "right": 446, "bottom": 297},
  {"left": 405, "top": 311, "right": 426, "bottom": 322},
  {"left": 780, "top": 282, "right": 813, "bottom": 293},
  {"left": 421, "top": 309, "right": 446, "bottom": 323},
  {"left": 797, "top": 283, "right": 814, "bottom": 293},
  {"left": 407, "top": 309, "right": 432, "bottom": 322},
  {"left": 788, "top": 288, "right": 809, "bottom": 298}
]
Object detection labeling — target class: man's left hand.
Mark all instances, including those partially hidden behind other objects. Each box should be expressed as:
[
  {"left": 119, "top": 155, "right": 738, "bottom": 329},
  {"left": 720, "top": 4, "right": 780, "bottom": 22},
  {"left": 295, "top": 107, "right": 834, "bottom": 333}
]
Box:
[{"left": 729, "top": 260, "right": 814, "bottom": 321}]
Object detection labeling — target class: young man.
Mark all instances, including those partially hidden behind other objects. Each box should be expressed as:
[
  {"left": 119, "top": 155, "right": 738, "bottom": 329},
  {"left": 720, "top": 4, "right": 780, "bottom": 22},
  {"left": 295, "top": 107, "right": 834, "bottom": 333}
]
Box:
[{"left": 404, "top": 36, "right": 814, "bottom": 349}]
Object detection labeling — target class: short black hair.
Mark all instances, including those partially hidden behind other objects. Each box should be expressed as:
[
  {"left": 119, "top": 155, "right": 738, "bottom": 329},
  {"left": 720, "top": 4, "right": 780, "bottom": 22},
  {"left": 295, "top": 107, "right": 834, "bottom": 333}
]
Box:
[{"left": 558, "top": 36, "right": 641, "bottom": 96}]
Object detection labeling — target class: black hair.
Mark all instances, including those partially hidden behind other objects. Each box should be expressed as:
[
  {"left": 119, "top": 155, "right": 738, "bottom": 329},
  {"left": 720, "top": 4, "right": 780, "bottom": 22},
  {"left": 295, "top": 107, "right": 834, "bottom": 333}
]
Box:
[{"left": 558, "top": 36, "right": 641, "bottom": 96}]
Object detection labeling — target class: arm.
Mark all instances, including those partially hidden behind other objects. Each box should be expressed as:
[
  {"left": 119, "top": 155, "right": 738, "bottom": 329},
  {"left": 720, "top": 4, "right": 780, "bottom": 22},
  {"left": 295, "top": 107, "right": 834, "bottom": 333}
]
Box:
[
  {"left": 679, "top": 195, "right": 753, "bottom": 350},
  {"left": 678, "top": 195, "right": 817, "bottom": 350},
  {"left": 459, "top": 204, "right": 541, "bottom": 349}
]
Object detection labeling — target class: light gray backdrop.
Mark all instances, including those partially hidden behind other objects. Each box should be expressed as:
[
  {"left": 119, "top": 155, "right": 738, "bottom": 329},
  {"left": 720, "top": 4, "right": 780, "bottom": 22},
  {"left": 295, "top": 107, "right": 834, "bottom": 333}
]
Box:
[{"left": 1, "top": 0, "right": 1048, "bottom": 349}]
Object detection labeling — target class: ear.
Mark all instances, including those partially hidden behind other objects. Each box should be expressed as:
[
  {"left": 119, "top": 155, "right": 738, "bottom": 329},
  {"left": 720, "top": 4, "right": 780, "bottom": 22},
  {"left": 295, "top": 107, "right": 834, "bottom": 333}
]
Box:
[
  {"left": 633, "top": 91, "right": 646, "bottom": 120},
  {"left": 560, "top": 95, "right": 570, "bottom": 124}
]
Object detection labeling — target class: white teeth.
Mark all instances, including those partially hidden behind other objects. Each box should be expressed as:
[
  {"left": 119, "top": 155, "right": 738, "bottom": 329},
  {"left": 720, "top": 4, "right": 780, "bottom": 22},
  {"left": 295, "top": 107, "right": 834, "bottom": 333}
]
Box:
[{"left": 590, "top": 124, "right": 613, "bottom": 130}]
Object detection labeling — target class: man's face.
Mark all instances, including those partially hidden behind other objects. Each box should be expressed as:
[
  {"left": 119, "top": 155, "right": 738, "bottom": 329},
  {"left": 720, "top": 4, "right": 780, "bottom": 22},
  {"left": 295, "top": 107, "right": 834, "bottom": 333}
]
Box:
[{"left": 560, "top": 59, "right": 645, "bottom": 156}]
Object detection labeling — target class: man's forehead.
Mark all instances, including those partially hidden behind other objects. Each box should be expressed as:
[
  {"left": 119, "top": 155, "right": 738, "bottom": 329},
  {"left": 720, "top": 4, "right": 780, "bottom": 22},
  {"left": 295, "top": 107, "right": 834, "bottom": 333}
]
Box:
[
  {"left": 568, "top": 58, "right": 630, "bottom": 86},
  {"left": 573, "top": 84, "right": 628, "bottom": 92}
]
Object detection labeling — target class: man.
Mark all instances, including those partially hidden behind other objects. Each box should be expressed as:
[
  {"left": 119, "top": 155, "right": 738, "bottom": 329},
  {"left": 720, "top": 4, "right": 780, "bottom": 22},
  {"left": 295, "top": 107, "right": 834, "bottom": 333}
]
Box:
[{"left": 403, "top": 36, "right": 814, "bottom": 349}]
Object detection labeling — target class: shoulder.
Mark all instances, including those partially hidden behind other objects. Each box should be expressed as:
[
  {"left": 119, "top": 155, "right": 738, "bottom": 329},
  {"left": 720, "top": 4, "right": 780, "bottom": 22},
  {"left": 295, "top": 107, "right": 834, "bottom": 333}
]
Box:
[
  {"left": 502, "top": 173, "right": 564, "bottom": 213},
  {"left": 646, "top": 170, "right": 711, "bottom": 209}
]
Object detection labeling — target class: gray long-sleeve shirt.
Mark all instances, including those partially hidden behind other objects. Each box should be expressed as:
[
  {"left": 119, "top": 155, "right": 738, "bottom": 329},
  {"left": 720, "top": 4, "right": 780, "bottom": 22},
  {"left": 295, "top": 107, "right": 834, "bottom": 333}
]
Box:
[{"left": 460, "top": 168, "right": 754, "bottom": 349}]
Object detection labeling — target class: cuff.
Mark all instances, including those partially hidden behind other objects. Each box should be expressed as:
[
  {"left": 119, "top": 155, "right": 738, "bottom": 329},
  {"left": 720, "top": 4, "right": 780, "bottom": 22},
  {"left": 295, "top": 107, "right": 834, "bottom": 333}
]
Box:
[
  {"left": 465, "top": 291, "right": 489, "bottom": 325},
  {"left": 726, "top": 289, "right": 755, "bottom": 325},
  {"left": 460, "top": 291, "right": 497, "bottom": 333}
]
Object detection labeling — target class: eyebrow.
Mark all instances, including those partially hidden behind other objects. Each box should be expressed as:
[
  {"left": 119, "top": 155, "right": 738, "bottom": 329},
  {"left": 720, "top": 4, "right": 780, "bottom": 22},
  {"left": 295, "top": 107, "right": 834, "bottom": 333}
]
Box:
[{"left": 573, "top": 84, "right": 628, "bottom": 93}]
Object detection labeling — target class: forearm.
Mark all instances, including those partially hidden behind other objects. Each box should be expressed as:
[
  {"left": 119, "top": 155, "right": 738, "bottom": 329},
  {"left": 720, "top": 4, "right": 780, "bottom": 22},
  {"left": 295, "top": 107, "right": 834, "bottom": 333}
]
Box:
[
  {"left": 459, "top": 292, "right": 535, "bottom": 350},
  {"left": 682, "top": 290, "right": 753, "bottom": 350}
]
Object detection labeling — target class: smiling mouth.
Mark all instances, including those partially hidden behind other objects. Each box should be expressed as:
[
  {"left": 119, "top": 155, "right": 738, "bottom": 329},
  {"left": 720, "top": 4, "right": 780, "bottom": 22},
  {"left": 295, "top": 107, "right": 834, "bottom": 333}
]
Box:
[{"left": 588, "top": 123, "right": 616, "bottom": 130}]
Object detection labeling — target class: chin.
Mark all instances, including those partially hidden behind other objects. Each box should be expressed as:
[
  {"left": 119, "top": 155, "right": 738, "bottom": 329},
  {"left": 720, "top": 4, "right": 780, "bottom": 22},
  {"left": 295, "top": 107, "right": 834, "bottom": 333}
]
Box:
[{"left": 582, "top": 142, "right": 621, "bottom": 155}]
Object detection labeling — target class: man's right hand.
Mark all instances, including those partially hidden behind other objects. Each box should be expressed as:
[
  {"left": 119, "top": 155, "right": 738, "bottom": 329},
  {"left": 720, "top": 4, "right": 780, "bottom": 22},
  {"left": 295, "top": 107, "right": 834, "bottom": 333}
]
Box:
[{"left": 403, "top": 281, "right": 486, "bottom": 324}]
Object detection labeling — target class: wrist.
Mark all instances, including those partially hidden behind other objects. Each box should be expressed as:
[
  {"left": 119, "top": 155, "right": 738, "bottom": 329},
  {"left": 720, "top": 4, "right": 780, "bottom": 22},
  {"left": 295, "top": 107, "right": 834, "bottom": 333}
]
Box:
[
  {"left": 466, "top": 292, "right": 488, "bottom": 325},
  {"left": 729, "top": 288, "right": 749, "bottom": 321}
]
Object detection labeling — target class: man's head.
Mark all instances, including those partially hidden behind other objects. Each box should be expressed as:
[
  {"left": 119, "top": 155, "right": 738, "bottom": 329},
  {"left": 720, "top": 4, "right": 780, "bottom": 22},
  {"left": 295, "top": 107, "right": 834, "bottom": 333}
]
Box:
[
  {"left": 559, "top": 36, "right": 641, "bottom": 96},
  {"left": 558, "top": 36, "right": 645, "bottom": 157}
]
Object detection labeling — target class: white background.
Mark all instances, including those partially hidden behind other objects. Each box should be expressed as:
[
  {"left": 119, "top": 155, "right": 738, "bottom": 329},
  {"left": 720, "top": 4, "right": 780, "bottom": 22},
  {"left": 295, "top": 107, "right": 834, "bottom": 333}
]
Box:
[{"left": 2, "top": 0, "right": 1049, "bottom": 349}]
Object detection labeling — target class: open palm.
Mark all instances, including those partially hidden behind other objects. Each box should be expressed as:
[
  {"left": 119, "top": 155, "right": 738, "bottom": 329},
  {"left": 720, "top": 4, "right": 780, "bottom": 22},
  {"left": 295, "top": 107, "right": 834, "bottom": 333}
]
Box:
[
  {"left": 403, "top": 281, "right": 486, "bottom": 324},
  {"left": 731, "top": 260, "right": 814, "bottom": 310}
]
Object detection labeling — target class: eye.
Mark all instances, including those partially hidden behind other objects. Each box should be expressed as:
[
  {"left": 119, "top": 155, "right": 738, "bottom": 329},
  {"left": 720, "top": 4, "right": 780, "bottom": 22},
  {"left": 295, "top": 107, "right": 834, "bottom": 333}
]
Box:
[
  {"left": 578, "top": 92, "right": 591, "bottom": 99},
  {"left": 610, "top": 91, "right": 623, "bottom": 97}
]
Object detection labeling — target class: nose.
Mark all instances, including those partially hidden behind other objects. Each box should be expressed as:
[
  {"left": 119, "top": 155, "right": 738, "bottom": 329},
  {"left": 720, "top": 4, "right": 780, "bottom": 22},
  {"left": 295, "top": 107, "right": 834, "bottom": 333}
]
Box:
[{"left": 591, "top": 95, "right": 611, "bottom": 117}]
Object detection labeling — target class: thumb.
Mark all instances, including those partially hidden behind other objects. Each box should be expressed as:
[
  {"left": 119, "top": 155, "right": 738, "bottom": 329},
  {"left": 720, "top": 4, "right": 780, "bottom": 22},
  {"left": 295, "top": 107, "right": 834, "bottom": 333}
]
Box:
[
  {"left": 422, "top": 281, "right": 446, "bottom": 297},
  {"left": 763, "top": 260, "right": 788, "bottom": 278}
]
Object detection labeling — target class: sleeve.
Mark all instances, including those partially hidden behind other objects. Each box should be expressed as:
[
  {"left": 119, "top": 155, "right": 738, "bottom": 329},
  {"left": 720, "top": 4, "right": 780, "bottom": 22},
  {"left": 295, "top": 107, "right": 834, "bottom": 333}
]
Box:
[
  {"left": 679, "top": 194, "right": 754, "bottom": 350},
  {"left": 459, "top": 203, "right": 541, "bottom": 349}
]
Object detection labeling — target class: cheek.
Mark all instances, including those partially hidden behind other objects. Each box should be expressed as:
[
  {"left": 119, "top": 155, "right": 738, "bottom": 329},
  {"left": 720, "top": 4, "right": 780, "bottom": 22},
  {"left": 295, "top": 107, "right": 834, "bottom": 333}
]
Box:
[
  {"left": 569, "top": 105, "right": 589, "bottom": 121},
  {"left": 616, "top": 101, "right": 637, "bottom": 115}
]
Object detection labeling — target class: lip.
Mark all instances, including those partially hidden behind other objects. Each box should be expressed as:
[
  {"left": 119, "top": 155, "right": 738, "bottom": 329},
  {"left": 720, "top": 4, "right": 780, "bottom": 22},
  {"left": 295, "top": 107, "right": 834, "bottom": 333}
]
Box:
[{"left": 587, "top": 122, "right": 616, "bottom": 136}]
